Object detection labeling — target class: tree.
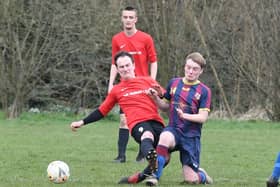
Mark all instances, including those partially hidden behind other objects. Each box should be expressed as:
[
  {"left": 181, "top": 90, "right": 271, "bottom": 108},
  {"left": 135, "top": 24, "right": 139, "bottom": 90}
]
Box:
[
  {"left": 0, "top": 0, "right": 118, "bottom": 118},
  {"left": 1, "top": 0, "right": 279, "bottom": 121}
]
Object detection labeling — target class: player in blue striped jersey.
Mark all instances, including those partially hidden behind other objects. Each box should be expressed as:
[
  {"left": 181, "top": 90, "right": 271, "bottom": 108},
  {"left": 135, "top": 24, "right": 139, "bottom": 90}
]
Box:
[
  {"left": 118, "top": 52, "right": 213, "bottom": 185},
  {"left": 146, "top": 52, "right": 212, "bottom": 185}
]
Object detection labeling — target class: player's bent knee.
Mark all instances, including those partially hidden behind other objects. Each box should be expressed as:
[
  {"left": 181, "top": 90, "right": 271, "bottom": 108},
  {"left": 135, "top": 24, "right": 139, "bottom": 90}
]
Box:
[{"left": 141, "top": 131, "right": 154, "bottom": 141}]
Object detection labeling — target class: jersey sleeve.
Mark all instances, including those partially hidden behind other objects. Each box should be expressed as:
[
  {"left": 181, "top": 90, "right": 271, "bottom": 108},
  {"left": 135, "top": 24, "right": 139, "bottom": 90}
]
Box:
[
  {"left": 99, "top": 88, "right": 118, "bottom": 115},
  {"left": 199, "top": 86, "right": 212, "bottom": 112}
]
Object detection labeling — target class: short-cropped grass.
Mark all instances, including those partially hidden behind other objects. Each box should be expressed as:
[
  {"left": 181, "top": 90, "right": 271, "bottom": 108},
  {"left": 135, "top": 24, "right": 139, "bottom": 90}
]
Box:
[{"left": 0, "top": 111, "right": 279, "bottom": 187}]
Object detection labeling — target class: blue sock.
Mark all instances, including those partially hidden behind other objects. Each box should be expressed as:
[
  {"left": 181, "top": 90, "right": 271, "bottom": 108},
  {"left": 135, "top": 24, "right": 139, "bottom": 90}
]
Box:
[
  {"left": 272, "top": 152, "right": 280, "bottom": 180},
  {"left": 155, "top": 155, "right": 165, "bottom": 179},
  {"left": 198, "top": 170, "right": 206, "bottom": 184}
]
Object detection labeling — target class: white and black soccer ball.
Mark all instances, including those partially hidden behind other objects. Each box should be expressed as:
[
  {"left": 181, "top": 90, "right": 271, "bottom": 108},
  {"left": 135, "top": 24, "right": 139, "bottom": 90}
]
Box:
[{"left": 47, "top": 160, "right": 70, "bottom": 183}]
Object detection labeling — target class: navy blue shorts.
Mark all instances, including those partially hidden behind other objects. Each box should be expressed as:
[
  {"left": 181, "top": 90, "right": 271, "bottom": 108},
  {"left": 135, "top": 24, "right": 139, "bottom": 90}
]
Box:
[{"left": 163, "top": 126, "right": 201, "bottom": 172}]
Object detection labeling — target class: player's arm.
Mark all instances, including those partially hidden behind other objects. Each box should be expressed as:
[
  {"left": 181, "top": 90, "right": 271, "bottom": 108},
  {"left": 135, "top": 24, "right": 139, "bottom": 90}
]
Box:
[
  {"left": 147, "top": 86, "right": 169, "bottom": 112},
  {"left": 177, "top": 109, "right": 209, "bottom": 124},
  {"left": 108, "top": 64, "right": 118, "bottom": 93},
  {"left": 146, "top": 34, "right": 158, "bottom": 80},
  {"left": 70, "top": 109, "right": 104, "bottom": 131},
  {"left": 153, "top": 96, "right": 169, "bottom": 112},
  {"left": 150, "top": 62, "right": 158, "bottom": 80},
  {"left": 108, "top": 37, "right": 119, "bottom": 93},
  {"left": 70, "top": 90, "right": 117, "bottom": 131}
]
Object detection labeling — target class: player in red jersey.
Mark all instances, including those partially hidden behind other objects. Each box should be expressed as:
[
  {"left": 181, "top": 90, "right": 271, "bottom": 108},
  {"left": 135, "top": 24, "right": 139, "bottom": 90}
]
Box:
[
  {"left": 108, "top": 6, "right": 158, "bottom": 163},
  {"left": 70, "top": 51, "right": 164, "bottom": 176}
]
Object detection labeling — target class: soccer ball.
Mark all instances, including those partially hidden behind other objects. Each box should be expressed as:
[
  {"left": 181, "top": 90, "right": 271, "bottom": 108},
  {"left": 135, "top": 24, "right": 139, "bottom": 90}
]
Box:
[{"left": 47, "top": 160, "right": 70, "bottom": 183}]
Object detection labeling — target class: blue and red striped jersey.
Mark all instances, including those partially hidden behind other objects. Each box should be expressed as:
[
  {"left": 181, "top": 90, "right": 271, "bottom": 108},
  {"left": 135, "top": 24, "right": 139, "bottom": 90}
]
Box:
[{"left": 164, "top": 78, "right": 211, "bottom": 137}]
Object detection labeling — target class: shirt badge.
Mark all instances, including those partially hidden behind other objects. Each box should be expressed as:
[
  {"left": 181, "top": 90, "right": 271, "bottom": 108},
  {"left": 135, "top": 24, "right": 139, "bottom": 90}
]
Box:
[{"left": 195, "top": 92, "right": 201, "bottom": 100}]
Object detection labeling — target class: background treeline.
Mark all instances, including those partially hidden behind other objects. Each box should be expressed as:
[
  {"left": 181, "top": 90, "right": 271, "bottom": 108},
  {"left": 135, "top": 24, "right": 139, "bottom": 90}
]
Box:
[{"left": 0, "top": 0, "right": 279, "bottom": 121}]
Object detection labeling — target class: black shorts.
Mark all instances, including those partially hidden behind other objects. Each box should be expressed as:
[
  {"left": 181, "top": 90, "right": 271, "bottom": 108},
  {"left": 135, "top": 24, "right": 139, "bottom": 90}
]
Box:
[{"left": 131, "top": 120, "right": 164, "bottom": 147}]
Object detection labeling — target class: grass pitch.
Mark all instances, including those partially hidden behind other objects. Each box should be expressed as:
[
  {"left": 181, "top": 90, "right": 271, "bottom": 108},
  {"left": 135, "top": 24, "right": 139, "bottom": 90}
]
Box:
[{"left": 0, "top": 111, "right": 279, "bottom": 187}]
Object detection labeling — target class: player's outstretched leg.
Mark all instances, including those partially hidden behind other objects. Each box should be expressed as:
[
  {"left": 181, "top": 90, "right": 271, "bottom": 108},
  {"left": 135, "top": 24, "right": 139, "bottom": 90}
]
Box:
[
  {"left": 118, "top": 172, "right": 146, "bottom": 184},
  {"left": 118, "top": 149, "right": 157, "bottom": 185},
  {"left": 144, "top": 149, "right": 159, "bottom": 186}
]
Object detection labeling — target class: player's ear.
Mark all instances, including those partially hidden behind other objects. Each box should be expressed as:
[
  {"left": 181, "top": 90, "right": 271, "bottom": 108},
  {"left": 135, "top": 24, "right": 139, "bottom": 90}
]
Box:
[
  {"left": 115, "top": 64, "right": 121, "bottom": 73},
  {"left": 116, "top": 65, "right": 120, "bottom": 72}
]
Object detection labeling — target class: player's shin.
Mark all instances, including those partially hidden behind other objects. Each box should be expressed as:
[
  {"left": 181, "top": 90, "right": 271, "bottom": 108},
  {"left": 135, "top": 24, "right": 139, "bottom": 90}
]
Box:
[
  {"left": 155, "top": 155, "right": 165, "bottom": 179},
  {"left": 140, "top": 138, "right": 154, "bottom": 157}
]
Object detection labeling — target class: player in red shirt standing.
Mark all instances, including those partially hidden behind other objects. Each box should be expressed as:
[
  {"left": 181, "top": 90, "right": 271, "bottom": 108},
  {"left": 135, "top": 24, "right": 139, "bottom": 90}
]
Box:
[
  {"left": 70, "top": 51, "right": 163, "bottom": 178},
  {"left": 108, "top": 6, "right": 158, "bottom": 163}
]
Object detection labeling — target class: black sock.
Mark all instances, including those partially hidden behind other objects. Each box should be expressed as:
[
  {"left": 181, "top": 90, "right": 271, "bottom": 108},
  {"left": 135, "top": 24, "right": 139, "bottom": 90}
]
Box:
[
  {"left": 140, "top": 138, "right": 154, "bottom": 158},
  {"left": 118, "top": 128, "right": 129, "bottom": 157},
  {"left": 136, "top": 144, "right": 144, "bottom": 159}
]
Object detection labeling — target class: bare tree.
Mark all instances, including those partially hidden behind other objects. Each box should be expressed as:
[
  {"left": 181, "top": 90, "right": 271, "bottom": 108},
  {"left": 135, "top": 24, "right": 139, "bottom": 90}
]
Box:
[
  {"left": 0, "top": 0, "right": 279, "bottom": 120},
  {"left": 0, "top": 0, "right": 119, "bottom": 118}
]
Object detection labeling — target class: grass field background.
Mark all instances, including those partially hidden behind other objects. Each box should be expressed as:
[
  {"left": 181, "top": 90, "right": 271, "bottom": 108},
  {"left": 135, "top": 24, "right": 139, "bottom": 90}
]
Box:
[{"left": 0, "top": 111, "right": 279, "bottom": 187}]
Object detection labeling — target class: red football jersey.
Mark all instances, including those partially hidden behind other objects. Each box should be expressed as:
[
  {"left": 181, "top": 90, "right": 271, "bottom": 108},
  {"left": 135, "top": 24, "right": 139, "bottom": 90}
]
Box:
[
  {"left": 99, "top": 77, "right": 164, "bottom": 132},
  {"left": 112, "top": 30, "right": 157, "bottom": 77}
]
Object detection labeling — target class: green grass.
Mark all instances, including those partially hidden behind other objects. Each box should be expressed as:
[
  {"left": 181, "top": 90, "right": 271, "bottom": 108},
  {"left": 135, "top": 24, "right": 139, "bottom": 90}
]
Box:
[{"left": 0, "top": 111, "right": 279, "bottom": 187}]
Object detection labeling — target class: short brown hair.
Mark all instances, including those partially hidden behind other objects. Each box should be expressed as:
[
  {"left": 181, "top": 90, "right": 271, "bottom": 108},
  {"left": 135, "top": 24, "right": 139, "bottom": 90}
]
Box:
[{"left": 185, "top": 52, "right": 206, "bottom": 69}]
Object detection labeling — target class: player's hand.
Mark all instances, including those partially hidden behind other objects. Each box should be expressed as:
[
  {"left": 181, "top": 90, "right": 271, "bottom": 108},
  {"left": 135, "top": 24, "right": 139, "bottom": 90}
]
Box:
[
  {"left": 176, "top": 108, "right": 185, "bottom": 119},
  {"left": 151, "top": 84, "right": 164, "bottom": 98},
  {"left": 70, "top": 120, "right": 84, "bottom": 132},
  {"left": 146, "top": 88, "right": 158, "bottom": 99}
]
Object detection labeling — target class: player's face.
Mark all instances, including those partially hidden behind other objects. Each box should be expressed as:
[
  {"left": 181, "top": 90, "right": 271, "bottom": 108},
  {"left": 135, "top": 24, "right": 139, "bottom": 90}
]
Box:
[
  {"left": 121, "top": 10, "right": 137, "bottom": 30},
  {"left": 184, "top": 59, "right": 203, "bottom": 82},
  {"left": 116, "top": 56, "right": 135, "bottom": 80}
]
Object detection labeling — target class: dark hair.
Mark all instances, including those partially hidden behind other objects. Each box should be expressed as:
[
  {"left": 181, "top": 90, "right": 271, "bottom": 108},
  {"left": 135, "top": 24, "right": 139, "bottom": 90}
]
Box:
[
  {"left": 124, "top": 6, "right": 137, "bottom": 11},
  {"left": 114, "top": 51, "right": 134, "bottom": 65},
  {"left": 123, "top": 6, "right": 138, "bottom": 15}
]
